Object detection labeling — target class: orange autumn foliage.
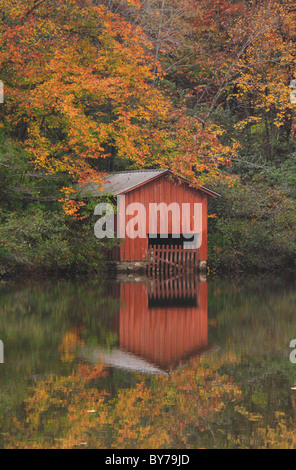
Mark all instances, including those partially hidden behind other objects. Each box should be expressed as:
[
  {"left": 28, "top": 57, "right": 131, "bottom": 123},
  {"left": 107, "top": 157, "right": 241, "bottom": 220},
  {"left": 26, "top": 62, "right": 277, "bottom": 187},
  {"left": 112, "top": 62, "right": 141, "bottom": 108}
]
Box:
[
  {"left": 3, "top": 355, "right": 243, "bottom": 449},
  {"left": 0, "top": 0, "right": 240, "bottom": 216}
]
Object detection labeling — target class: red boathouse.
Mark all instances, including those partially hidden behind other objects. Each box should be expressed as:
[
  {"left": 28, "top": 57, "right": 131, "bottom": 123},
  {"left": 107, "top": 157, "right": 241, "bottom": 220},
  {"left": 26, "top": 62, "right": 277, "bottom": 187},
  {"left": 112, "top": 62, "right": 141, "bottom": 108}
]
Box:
[{"left": 81, "top": 169, "right": 219, "bottom": 271}]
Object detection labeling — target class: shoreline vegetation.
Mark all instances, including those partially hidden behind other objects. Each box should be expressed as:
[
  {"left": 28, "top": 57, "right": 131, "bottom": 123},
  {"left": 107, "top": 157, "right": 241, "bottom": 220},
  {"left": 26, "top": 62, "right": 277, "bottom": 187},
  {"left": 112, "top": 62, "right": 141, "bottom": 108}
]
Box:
[
  {"left": 1, "top": 175, "right": 296, "bottom": 280},
  {"left": 1, "top": 176, "right": 296, "bottom": 281},
  {"left": 1, "top": 1, "right": 296, "bottom": 280}
]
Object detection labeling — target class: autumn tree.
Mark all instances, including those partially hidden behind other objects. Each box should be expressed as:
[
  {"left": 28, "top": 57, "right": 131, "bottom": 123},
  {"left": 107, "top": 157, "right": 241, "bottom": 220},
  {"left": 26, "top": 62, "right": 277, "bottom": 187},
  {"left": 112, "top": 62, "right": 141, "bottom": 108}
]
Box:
[
  {"left": 0, "top": 0, "right": 239, "bottom": 216},
  {"left": 180, "top": 1, "right": 296, "bottom": 163}
]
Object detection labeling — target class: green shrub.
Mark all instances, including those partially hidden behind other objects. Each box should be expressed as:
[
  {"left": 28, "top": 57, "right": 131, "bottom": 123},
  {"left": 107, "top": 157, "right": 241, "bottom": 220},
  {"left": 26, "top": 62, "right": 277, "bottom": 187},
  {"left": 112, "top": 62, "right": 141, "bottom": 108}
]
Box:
[
  {"left": 0, "top": 208, "right": 109, "bottom": 278},
  {"left": 208, "top": 181, "right": 296, "bottom": 273}
]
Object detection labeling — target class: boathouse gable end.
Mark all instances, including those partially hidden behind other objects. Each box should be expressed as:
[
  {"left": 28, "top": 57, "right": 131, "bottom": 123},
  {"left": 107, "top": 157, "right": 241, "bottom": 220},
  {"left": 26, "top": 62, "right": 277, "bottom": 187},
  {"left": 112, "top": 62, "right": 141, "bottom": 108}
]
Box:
[
  {"left": 81, "top": 170, "right": 219, "bottom": 266},
  {"left": 121, "top": 174, "right": 209, "bottom": 262}
]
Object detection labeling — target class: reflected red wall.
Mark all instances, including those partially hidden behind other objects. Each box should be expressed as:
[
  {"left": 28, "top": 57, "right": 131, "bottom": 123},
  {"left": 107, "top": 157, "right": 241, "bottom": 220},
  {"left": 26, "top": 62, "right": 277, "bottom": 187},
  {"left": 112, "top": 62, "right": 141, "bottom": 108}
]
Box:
[{"left": 119, "top": 281, "right": 208, "bottom": 370}]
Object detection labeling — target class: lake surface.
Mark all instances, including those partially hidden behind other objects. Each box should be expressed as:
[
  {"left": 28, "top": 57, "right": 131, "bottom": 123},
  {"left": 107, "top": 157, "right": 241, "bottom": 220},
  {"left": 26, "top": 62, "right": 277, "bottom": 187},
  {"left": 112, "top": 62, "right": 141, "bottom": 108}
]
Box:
[{"left": 0, "top": 275, "right": 296, "bottom": 449}]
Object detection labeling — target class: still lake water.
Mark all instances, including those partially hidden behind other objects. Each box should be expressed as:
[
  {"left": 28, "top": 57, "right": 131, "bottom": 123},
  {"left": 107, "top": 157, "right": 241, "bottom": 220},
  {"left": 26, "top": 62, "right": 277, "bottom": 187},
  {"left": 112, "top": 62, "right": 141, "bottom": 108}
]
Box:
[{"left": 0, "top": 275, "right": 296, "bottom": 449}]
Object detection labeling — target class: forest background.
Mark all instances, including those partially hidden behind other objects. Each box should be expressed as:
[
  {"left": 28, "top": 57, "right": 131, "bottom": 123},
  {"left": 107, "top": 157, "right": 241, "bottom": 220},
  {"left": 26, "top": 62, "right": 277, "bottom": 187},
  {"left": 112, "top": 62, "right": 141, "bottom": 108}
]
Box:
[{"left": 1, "top": 0, "right": 296, "bottom": 278}]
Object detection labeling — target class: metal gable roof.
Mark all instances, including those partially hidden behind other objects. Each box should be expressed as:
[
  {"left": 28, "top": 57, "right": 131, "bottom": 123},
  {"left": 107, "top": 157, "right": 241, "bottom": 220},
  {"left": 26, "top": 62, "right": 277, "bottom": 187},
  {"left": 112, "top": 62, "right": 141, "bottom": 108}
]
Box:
[
  {"left": 79, "top": 169, "right": 166, "bottom": 197},
  {"left": 78, "top": 169, "right": 220, "bottom": 198}
]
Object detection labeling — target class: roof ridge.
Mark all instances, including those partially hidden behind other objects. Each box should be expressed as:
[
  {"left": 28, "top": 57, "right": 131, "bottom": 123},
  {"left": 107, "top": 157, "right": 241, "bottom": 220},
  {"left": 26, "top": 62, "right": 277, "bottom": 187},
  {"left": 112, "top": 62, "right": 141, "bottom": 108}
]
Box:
[
  {"left": 78, "top": 169, "right": 220, "bottom": 198},
  {"left": 107, "top": 169, "right": 167, "bottom": 175}
]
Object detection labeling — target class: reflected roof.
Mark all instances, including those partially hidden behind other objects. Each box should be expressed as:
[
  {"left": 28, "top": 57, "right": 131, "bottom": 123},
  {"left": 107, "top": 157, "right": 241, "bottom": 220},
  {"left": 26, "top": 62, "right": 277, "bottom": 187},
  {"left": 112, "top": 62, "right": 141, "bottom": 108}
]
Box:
[
  {"left": 81, "top": 347, "right": 169, "bottom": 376},
  {"left": 81, "top": 345, "right": 217, "bottom": 375}
]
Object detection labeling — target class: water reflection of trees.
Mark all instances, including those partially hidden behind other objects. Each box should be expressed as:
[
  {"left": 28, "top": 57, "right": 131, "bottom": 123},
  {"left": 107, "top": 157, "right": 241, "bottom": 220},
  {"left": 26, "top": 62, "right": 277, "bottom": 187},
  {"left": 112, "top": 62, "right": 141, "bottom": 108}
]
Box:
[
  {"left": 1, "top": 277, "right": 296, "bottom": 448},
  {"left": 4, "top": 352, "right": 296, "bottom": 449}
]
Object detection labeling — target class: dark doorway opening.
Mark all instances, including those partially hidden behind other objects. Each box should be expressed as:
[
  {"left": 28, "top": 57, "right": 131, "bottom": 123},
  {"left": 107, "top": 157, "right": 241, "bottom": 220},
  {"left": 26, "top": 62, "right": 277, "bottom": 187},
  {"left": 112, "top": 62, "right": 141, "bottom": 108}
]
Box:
[{"left": 148, "top": 233, "right": 195, "bottom": 247}]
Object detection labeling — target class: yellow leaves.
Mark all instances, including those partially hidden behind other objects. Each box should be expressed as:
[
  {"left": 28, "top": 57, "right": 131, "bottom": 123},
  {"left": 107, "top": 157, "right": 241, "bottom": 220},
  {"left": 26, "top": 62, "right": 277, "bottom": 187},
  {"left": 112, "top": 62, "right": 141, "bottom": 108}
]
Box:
[
  {"left": 0, "top": 0, "right": 241, "bottom": 214},
  {"left": 58, "top": 188, "right": 85, "bottom": 218},
  {"left": 58, "top": 328, "right": 85, "bottom": 363},
  {"left": 5, "top": 349, "right": 296, "bottom": 449},
  {"left": 59, "top": 198, "right": 86, "bottom": 218},
  {"left": 213, "top": 0, "right": 296, "bottom": 138},
  {"left": 234, "top": 406, "right": 263, "bottom": 422},
  {"left": 0, "top": 0, "right": 29, "bottom": 20},
  {"left": 234, "top": 116, "right": 262, "bottom": 131},
  {"left": 2, "top": 353, "right": 244, "bottom": 449},
  {"left": 0, "top": 0, "right": 175, "bottom": 215},
  {"left": 122, "top": 0, "right": 141, "bottom": 7}
]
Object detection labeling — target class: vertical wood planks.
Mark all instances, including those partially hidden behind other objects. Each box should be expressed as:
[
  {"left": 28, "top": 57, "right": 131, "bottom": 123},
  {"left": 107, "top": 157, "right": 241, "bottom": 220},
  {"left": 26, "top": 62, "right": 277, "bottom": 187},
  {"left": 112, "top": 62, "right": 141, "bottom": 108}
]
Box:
[{"left": 119, "top": 173, "right": 207, "bottom": 262}]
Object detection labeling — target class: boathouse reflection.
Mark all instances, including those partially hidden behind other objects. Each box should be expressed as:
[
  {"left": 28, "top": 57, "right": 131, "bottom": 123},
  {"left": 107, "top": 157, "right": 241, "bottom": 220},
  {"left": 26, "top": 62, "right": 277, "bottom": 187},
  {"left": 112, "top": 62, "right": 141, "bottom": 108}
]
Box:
[
  {"left": 119, "top": 278, "right": 209, "bottom": 371},
  {"left": 84, "top": 277, "right": 211, "bottom": 374}
]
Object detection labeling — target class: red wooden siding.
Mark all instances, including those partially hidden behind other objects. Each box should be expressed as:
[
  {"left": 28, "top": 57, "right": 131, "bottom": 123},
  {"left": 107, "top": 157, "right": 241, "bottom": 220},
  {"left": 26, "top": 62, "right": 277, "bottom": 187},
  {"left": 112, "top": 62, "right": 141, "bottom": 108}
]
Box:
[
  {"left": 119, "top": 174, "right": 208, "bottom": 262},
  {"left": 119, "top": 281, "right": 208, "bottom": 370}
]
